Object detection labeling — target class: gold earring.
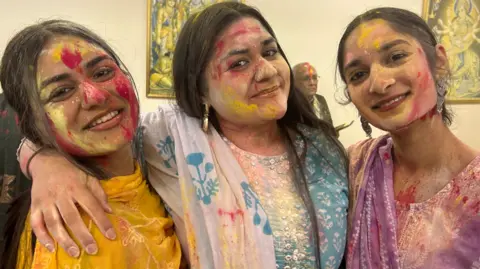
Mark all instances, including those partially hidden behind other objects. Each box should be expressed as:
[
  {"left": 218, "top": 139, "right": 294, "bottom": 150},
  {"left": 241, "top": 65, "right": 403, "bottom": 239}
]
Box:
[{"left": 202, "top": 103, "right": 209, "bottom": 132}]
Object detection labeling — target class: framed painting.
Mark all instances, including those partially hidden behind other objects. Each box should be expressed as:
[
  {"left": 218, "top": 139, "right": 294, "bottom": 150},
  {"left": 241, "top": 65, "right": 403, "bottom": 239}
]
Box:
[
  {"left": 146, "top": 0, "right": 244, "bottom": 98},
  {"left": 423, "top": 0, "right": 480, "bottom": 103}
]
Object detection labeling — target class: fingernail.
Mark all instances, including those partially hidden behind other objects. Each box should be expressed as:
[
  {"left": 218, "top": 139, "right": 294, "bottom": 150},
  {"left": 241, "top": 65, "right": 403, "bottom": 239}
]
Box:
[
  {"left": 45, "top": 243, "right": 55, "bottom": 252},
  {"left": 68, "top": 247, "right": 80, "bottom": 258},
  {"left": 86, "top": 244, "right": 98, "bottom": 255},
  {"left": 106, "top": 228, "right": 116, "bottom": 240},
  {"left": 105, "top": 204, "right": 113, "bottom": 213}
]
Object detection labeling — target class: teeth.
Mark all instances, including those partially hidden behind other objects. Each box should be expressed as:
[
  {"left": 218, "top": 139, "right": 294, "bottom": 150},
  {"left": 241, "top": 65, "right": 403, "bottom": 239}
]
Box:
[
  {"left": 381, "top": 95, "right": 404, "bottom": 107},
  {"left": 89, "top": 110, "right": 119, "bottom": 127}
]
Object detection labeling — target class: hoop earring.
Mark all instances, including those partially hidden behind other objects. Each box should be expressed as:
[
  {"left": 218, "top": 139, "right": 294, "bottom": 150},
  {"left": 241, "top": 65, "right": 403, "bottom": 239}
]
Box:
[
  {"left": 202, "top": 103, "right": 209, "bottom": 133},
  {"left": 360, "top": 116, "right": 372, "bottom": 138},
  {"left": 436, "top": 78, "right": 447, "bottom": 113}
]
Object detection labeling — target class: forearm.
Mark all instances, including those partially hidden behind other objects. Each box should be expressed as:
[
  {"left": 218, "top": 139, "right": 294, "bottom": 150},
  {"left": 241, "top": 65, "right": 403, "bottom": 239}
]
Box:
[
  {"left": 17, "top": 138, "right": 58, "bottom": 179},
  {"left": 17, "top": 138, "right": 39, "bottom": 176}
]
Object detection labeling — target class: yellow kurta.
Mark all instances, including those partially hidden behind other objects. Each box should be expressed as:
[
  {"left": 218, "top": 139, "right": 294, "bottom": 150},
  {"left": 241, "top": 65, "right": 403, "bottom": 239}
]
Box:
[{"left": 16, "top": 165, "right": 182, "bottom": 269}]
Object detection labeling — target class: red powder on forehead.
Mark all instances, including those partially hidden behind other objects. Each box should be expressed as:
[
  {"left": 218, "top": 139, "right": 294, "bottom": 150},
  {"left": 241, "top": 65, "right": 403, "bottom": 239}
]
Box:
[
  {"left": 61, "top": 47, "right": 83, "bottom": 69},
  {"left": 229, "top": 25, "right": 261, "bottom": 38},
  {"left": 417, "top": 72, "right": 421, "bottom": 78},
  {"left": 304, "top": 63, "right": 315, "bottom": 79}
]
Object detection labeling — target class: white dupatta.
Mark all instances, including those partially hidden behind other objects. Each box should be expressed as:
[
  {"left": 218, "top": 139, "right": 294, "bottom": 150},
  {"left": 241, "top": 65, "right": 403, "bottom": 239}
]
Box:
[{"left": 142, "top": 104, "right": 276, "bottom": 269}]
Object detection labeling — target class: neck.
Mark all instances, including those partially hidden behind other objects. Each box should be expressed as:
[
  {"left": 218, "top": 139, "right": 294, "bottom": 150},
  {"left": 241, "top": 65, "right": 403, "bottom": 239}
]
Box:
[
  {"left": 218, "top": 115, "right": 285, "bottom": 156},
  {"left": 390, "top": 112, "right": 474, "bottom": 173},
  {"left": 90, "top": 144, "right": 135, "bottom": 178}
]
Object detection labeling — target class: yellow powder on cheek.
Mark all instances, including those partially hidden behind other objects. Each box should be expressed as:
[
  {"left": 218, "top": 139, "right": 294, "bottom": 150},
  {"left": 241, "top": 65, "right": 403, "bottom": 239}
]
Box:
[
  {"left": 45, "top": 105, "right": 69, "bottom": 136},
  {"left": 221, "top": 86, "right": 259, "bottom": 115}
]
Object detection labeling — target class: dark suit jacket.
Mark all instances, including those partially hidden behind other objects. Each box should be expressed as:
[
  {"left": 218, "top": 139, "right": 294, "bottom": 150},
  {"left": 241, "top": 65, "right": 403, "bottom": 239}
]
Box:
[{"left": 312, "top": 94, "right": 333, "bottom": 126}]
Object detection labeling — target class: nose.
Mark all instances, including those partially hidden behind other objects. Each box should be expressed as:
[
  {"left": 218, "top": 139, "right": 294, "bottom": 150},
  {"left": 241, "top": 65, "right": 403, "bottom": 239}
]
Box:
[
  {"left": 369, "top": 64, "right": 395, "bottom": 94},
  {"left": 80, "top": 81, "right": 110, "bottom": 109},
  {"left": 254, "top": 59, "right": 278, "bottom": 82}
]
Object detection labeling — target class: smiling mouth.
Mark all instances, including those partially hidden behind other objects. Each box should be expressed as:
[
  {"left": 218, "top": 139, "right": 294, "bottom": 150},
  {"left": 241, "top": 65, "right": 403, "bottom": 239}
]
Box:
[
  {"left": 372, "top": 92, "right": 410, "bottom": 111},
  {"left": 86, "top": 109, "right": 123, "bottom": 129},
  {"left": 251, "top": 86, "right": 279, "bottom": 98}
]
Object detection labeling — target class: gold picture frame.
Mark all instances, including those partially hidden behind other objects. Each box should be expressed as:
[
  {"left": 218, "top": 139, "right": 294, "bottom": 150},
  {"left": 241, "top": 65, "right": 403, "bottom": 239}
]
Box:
[
  {"left": 423, "top": 0, "right": 480, "bottom": 103},
  {"left": 146, "top": 0, "right": 244, "bottom": 98}
]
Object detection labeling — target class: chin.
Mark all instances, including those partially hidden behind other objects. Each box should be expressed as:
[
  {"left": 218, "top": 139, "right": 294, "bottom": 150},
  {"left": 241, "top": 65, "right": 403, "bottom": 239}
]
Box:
[{"left": 258, "top": 103, "right": 287, "bottom": 120}]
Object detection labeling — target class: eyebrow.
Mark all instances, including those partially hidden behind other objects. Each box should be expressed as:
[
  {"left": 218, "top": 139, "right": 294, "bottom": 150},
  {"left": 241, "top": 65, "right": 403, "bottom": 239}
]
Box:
[
  {"left": 378, "top": 39, "right": 410, "bottom": 52},
  {"left": 84, "top": 55, "right": 110, "bottom": 69},
  {"left": 221, "top": 37, "right": 277, "bottom": 60},
  {"left": 39, "top": 55, "right": 111, "bottom": 89},
  {"left": 343, "top": 39, "right": 410, "bottom": 71},
  {"left": 40, "top": 73, "right": 71, "bottom": 89}
]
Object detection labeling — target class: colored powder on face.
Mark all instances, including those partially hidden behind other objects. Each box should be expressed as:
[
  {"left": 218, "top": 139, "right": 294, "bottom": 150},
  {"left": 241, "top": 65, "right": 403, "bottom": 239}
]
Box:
[
  {"left": 418, "top": 71, "right": 431, "bottom": 91},
  {"left": 215, "top": 40, "right": 225, "bottom": 58},
  {"left": 46, "top": 116, "right": 88, "bottom": 156},
  {"left": 357, "top": 24, "right": 375, "bottom": 48},
  {"left": 373, "top": 38, "right": 381, "bottom": 50},
  {"left": 14, "top": 114, "right": 19, "bottom": 126},
  {"left": 114, "top": 75, "right": 139, "bottom": 130},
  {"left": 61, "top": 46, "right": 83, "bottom": 69},
  {"left": 82, "top": 82, "right": 108, "bottom": 105},
  {"left": 121, "top": 124, "right": 134, "bottom": 140},
  {"left": 303, "top": 63, "right": 314, "bottom": 80},
  {"left": 229, "top": 25, "right": 261, "bottom": 38}
]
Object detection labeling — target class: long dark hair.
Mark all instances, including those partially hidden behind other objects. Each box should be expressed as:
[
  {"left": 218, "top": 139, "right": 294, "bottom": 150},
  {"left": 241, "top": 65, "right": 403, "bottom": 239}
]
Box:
[
  {"left": 0, "top": 19, "right": 143, "bottom": 269},
  {"left": 336, "top": 7, "right": 453, "bottom": 134},
  {"left": 173, "top": 2, "right": 348, "bottom": 266}
]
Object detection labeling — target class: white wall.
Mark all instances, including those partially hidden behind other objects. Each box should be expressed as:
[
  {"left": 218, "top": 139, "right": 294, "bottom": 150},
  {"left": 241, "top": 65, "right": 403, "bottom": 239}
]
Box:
[{"left": 1, "top": 0, "right": 478, "bottom": 149}]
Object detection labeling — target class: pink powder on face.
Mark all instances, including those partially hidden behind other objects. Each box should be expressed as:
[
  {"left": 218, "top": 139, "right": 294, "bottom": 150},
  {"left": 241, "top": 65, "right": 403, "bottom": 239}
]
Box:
[
  {"left": 47, "top": 117, "right": 89, "bottom": 156},
  {"left": 61, "top": 47, "right": 83, "bottom": 69},
  {"left": 120, "top": 124, "right": 133, "bottom": 140},
  {"left": 114, "top": 75, "right": 139, "bottom": 136},
  {"left": 82, "top": 82, "right": 109, "bottom": 105},
  {"left": 229, "top": 25, "right": 261, "bottom": 38}
]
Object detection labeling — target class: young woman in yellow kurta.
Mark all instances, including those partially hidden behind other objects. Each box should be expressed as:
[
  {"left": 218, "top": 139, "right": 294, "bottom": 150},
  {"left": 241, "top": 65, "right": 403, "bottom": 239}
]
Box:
[{"left": 0, "top": 20, "right": 181, "bottom": 269}]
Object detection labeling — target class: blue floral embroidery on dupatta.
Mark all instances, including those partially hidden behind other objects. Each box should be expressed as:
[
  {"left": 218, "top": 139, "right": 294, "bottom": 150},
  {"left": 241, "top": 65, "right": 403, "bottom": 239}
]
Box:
[
  {"left": 241, "top": 182, "right": 273, "bottom": 235},
  {"left": 186, "top": 152, "right": 219, "bottom": 205},
  {"left": 156, "top": 136, "right": 176, "bottom": 169}
]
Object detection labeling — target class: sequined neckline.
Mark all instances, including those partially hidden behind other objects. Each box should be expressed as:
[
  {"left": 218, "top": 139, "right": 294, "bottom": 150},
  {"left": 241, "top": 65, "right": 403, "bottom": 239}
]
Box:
[{"left": 221, "top": 136, "right": 288, "bottom": 160}]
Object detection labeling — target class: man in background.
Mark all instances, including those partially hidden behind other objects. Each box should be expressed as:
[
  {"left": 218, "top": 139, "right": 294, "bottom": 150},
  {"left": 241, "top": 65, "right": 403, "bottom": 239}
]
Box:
[
  {"left": 293, "top": 62, "right": 334, "bottom": 125},
  {"left": 0, "top": 93, "right": 31, "bottom": 253}
]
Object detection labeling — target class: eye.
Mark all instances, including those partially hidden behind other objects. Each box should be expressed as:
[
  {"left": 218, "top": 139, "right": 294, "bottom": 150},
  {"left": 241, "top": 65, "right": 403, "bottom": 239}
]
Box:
[
  {"left": 49, "top": 86, "right": 75, "bottom": 101},
  {"left": 349, "top": 71, "right": 368, "bottom": 83},
  {"left": 92, "top": 67, "right": 115, "bottom": 81},
  {"left": 229, "top": 60, "right": 249, "bottom": 70},
  {"left": 390, "top": 52, "right": 408, "bottom": 62},
  {"left": 263, "top": 48, "right": 278, "bottom": 58}
]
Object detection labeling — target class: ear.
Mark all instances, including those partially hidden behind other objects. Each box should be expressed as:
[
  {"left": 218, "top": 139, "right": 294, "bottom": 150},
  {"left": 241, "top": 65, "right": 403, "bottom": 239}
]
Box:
[{"left": 434, "top": 44, "right": 449, "bottom": 79}]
